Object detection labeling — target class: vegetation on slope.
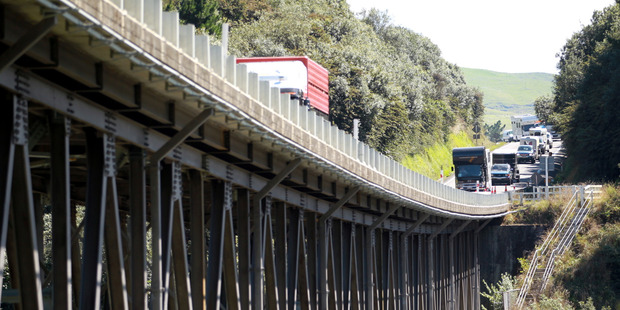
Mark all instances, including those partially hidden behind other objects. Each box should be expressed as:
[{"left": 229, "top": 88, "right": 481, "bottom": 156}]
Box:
[
  {"left": 544, "top": 1, "right": 620, "bottom": 182},
  {"left": 164, "top": 0, "right": 485, "bottom": 163},
  {"left": 402, "top": 131, "right": 474, "bottom": 179},
  {"left": 461, "top": 68, "right": 554, "bottom": 127},
  {"left": 485, "top": 185, "right": 620, "bottom": 309}
]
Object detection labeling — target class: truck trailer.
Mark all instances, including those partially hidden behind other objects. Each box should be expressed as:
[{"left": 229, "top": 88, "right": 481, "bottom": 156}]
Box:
[
  {"left": 452, "top": 146, "right": 492, "bottom": 191},
  {"left": 236, "top": 56, "right": 330, "bottom": 115},
  {"left": 511, "top": 115, "right": 539, "bottom": 140}
]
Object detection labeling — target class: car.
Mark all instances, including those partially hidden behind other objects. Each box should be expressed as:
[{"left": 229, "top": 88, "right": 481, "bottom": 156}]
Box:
[
  {"left": 517, "top": 145, "right": 536, "bottom": 164},
  {"left": 501, "top": 130, "right": 515, "bottom": 142},
  {"left": 491, "top": 164, "right": 512, "bottom": 185}
]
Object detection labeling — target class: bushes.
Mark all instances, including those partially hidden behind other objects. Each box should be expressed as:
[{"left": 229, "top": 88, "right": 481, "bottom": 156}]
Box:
[
  {"left": 504, "top": 199, "right": 566, "bottom": 226},
  {"left": 553, "top": 224, "right": 620, "bottom": 309},
  {"left": 509, "top": 185, "right": 620, "bottom": 309},
  {"left": 591, "top": 185, "right": 620, "bottom": 224}
]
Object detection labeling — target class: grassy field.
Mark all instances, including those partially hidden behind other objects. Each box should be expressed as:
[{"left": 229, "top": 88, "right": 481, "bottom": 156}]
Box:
[{"left": 461, "top": 68, "right": 555, "bottom": 127}]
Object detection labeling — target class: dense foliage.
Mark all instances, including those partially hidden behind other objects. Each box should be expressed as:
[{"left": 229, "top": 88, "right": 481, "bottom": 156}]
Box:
[
  {"left": 484, "top": 120, "right": 505, "bottom": 142},
  {"left": 496, "top": 186, "right": 620, "bottom": 309},
  {"left": 550, "top": 0, "right": 620, "bottom": 181},
  {"left": 165, "top": 0, "right": 484, "bottom": 161}
]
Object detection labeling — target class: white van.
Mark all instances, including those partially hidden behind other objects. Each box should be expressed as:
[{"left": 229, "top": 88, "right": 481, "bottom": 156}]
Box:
[
  {"left": 529, "top": 127, "right": 547, "bottom": 137},
  {"left": 501, "top": 130, "right": 515, "bottom": 142}
]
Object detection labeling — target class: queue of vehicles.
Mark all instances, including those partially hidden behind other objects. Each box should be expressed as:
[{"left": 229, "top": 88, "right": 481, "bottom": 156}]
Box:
[{"left": 452, "top": 121, "right": 558, "bottom": 191}]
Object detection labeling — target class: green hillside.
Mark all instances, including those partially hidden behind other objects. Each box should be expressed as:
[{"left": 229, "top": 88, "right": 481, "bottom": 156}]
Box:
[{"left": 461, "top": 68, "right": 554, "bottom": 127}]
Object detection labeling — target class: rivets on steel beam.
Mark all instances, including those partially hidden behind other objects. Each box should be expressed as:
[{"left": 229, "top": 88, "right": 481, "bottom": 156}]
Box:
[
  {"left": 13, "top": 96, "right": 29, "bottom": 145},
  {"left": 172, "top": 146, "right": 182, "bottom": 161},
  {"left": 224, "top": 181, "right": 233, "bottom": 211},
  {"left": 264, "top": 196, "right": 272, "bottom": 216},
  {"left": 202, "top": 154, "right": 210, "bottom": 172},
  {"left": 226, "top": 165, "right": 234, "bottom": 181},
  {"left": 143, "top": 128, "right": 150, "bottom": 148},
  {"left": 103, "top": 133, "right": 116, "bottom": 177},
  {"left": 172, "top": 161, "right": 182, "bottom": 201},
  {"left": 104, "top": 111, "right": 117, "bottom": 134},
  {"left": 15, "top": 70, "right": 30, "bottom": 95}
]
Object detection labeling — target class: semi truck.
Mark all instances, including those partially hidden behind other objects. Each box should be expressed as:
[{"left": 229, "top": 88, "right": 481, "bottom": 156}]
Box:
[
  {"left": 236, "top": 56, "right": 330, "bottom": 115},
  {"left": 452, "top": 146, "right": 492, "bottom": 191}
]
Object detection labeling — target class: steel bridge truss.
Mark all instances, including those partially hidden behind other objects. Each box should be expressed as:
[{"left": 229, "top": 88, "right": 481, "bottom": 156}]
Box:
[
  {"left": 0, "top": 0, "right": 499, "bottom": 309},
  {"left": 0, "top": 84, "right": 487, "bottom": 310}
]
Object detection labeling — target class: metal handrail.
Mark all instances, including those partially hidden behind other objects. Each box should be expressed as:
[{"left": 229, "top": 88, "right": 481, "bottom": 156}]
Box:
[
  {"left": 515, "top": 188, "right": 580, "bottom": 308},
  {"left": 511, "top": 185, "right": 603, "bottom": 204},
  {"left": 539, "top": 190, "right": 593, "bottom": 292},
  {"left": 539, "top": 190, "right": 592, "bottom": 291}
]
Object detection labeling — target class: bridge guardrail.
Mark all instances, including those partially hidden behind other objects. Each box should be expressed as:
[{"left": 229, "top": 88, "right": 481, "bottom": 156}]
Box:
[
  {"left": 43, "top": 0, "right": 510, "bottom": 215},
  {"left": 509, "top": 185, "right": 603, "bottom": 204}
]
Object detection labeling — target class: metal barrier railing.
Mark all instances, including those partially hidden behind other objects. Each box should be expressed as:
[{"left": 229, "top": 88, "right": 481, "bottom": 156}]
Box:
[
  {"left": 510, "top": 185, "right": 602, "bottom": 204},
  {"left": 46, "top": 0, "right": 509, "bottom": 210},
  {"left": 515, "top": 189, "right": 580, "bottom": 308},
  {"left": 515, "top": 186, "right": 597, "bottom": 308},
  {"left": 539, "top": 189, "right": 594, "bottom": 292}
]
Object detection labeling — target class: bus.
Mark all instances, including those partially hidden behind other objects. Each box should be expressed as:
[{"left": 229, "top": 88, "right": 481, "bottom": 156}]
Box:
[{"left": 511, "top": 115, "right": 539, "bottom": 140}]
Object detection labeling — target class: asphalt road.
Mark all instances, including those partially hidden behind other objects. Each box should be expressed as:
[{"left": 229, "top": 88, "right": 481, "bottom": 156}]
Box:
[{"left": 440, "top": 138, "right": 564, "bottom": 194}]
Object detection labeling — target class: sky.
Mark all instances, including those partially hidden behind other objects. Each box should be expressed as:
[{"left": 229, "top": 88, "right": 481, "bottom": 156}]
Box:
[{"left": 346, "top": 0, "right": 616, "bottom": 74}]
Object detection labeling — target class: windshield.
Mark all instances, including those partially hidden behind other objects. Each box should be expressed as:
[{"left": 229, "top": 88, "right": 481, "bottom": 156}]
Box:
[
  {"left": 456, "top": 165, "right": 482, "bottom": 178},
  {"left": 518, "top": 146, "right": 532, "bottom": 152},
  {"left": 491, "top": 164, "right": 509, "bottom": 171},
  {"left": 523, "top": 124, "right": 537, "bottom": 132}
]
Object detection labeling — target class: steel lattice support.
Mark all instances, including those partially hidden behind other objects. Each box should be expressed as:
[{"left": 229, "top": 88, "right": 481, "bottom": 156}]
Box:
[
  {"left": 0, "top": 64, "right": 492, "bottom": 310},
  {"left": 79, "top": 128, "right": 129, "bottom": 310},
  {"left": 50, "top": 112, "right": 73, "bottom": 309},
  {"left": 0, "top": 94, "right": 44, "bottom": 309}
]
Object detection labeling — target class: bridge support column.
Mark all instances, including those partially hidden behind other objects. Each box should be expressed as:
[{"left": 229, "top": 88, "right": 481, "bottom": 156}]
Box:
[
  {"left": 50, "top": 112, "right": 73, "bottom": 309},
  {"left": 474, "top": 219, "right": 491, "bottom": 310},
  {"left": 402, "top": 213, "right": 430, "bottom": 310},
  {"left": 0, "top": 94, "right": 44, "bottom": 308},
  {"left": 189, "top": 170, "right": 206, "bottom": 310},
  {"left": 427, "top": 218, "right": 453, "bottom": 310},
  {"left": 319, "top": 186, "right": 359, "bottom": 310},
  {"left": 149, "top": 108, "right": 213, "bottom": 310},
  {"left": 206, "top": 179, "right": 240, "bottom": 309},
  {"left": 449, "top": 220, "right": 471, "bottom": 310},
  {"left": 128, "top": 146, "right": 148, "bottom": 309},
  {"left": 79, "top": 128, "right": 129, "bottom": 310},
  {"left": 237, "top": 188, "right": 252, "bottom": 309},
  {"left": 252, "top": 158, "right": 302, "bottom": 309}
]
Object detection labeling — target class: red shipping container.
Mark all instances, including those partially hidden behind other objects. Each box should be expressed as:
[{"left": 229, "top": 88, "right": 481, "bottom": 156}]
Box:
[{"left": 236, "top": 56, "right": 329, "bottom": 115}]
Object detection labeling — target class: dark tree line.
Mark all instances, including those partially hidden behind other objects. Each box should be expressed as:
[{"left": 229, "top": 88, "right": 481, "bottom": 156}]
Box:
[{"left": 550, "top": 0, "right": 620, "bottom": 181}]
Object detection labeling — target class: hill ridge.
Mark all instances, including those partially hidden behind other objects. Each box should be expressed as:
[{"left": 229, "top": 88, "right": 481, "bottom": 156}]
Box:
[{"left": 461, "top": 68, "right": 554, "bottom": 126}]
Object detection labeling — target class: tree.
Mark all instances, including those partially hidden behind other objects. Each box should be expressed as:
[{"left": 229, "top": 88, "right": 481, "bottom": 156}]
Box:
[
  {"left": 484, "top": 121, "right": 505, "bottom": 142},
  {"left": 164, "top": 0, "right": 223, "bottom": 36},
  {"left": 552, "top": 1, "right": 620, "bottom": 181},
  {"left": 534, "top": 95, "right": 554, "bottom": 124},
  {"left": 216, "top": 0, "right": 272, "bottom": 24}
]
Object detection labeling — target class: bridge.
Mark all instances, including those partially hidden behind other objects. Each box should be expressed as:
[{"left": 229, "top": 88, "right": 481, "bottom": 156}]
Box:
[{"left": 0, "top": 0, "right": 511, "bottom": 309}]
